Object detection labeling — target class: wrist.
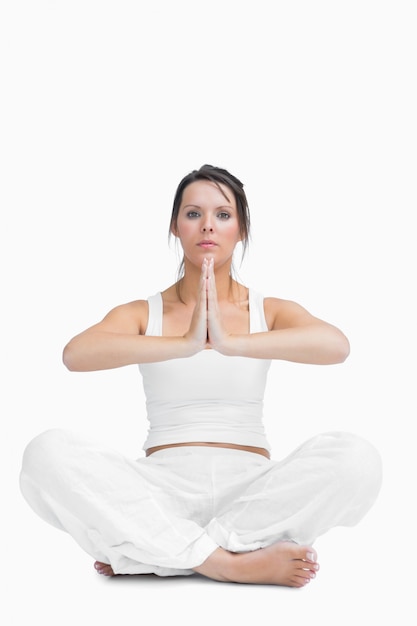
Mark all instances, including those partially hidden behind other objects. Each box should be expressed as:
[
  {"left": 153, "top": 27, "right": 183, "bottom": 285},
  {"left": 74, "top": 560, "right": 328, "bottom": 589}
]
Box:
[
  {"left": 182, "top": 334, "right": 205, "bottom": 357},
  {"left": 213, "top": 334, "right": 243, "bottom": 357}
]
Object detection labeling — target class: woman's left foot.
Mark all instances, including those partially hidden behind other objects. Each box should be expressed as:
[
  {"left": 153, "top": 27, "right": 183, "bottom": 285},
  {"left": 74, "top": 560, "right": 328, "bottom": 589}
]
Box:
[{"left": 94, "top": 561, "right": 116, "bottom": 576}]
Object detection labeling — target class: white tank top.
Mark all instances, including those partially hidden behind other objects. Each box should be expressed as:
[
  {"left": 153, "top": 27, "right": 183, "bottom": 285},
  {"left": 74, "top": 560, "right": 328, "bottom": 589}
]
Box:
[{"left": 139, "top": 290, "right": 272, "bottom": 451}]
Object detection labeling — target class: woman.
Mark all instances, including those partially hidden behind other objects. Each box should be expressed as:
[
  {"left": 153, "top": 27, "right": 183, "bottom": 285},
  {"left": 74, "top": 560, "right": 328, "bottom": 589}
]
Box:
[{"left": 20, "top": 164, "right": 382, "bottom": 587}]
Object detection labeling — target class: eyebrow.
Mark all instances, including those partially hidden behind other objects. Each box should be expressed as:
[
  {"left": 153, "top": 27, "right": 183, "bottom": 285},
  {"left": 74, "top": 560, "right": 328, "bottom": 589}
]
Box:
[{"left": 182, "top": 204, "right": 234, "bottom": 210}]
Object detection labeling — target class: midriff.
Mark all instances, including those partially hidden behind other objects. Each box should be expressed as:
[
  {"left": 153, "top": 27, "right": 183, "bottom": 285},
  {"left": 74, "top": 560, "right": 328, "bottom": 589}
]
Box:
[{"left": 146, "top": 441, "right": 270, "bottom": 459}]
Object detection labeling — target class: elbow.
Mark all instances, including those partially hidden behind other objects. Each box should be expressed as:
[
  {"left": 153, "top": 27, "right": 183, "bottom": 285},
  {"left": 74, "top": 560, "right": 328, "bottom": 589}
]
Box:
[
  {"left": 62, "top": 341, "right": 82, "bottom": 372},
  {"left": 332, "top": 334, "right": 350, "bottom": 364}
]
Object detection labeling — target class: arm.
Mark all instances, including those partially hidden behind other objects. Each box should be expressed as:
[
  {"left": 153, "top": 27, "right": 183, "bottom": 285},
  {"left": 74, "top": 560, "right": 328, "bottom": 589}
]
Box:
[
  {"left": 62, "top": 297, "right": 206, "bottom": 372},
  {"left": 206, "top": 264, "right": 350, "bottom": 365},
  {"left": 218, "top": 297, "right": 350, "bottom": 365}
]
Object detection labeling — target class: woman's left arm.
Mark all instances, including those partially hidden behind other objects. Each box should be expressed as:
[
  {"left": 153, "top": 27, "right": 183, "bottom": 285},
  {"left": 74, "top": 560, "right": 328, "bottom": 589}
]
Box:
[{"left": 211, "top": 296, "right": 350, "bottom": 365}]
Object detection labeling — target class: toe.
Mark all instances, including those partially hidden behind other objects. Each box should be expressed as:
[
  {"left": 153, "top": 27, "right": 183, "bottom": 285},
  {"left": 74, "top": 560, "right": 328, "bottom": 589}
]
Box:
[
  {"left": 94, "top": 561, "right": 114, "bottom": 576},
  {"left": 305, "top": 549, "right": 317, "bottom": 563}
]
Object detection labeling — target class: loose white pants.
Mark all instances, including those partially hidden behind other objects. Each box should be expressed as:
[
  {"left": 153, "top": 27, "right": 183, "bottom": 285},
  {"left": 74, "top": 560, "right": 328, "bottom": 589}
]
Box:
[{"left": 20, "top": 429, "right": 382, "bottom": 576}]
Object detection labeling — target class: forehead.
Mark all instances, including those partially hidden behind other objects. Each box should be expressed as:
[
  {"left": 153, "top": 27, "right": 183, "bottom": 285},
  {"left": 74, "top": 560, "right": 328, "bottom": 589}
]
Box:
[{"left": 181, "top": 180, "right": 236, "bottom": 208}]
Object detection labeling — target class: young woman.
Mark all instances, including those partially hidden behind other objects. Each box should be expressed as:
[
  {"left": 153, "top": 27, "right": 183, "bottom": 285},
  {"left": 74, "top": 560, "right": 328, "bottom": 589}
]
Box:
[{"left": 20, "top": 165, "right": 382, "bottom": 587}]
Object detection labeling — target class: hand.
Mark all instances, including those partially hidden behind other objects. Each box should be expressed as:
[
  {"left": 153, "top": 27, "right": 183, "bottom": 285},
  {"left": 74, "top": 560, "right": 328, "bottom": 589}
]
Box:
[
  {"left": 206, "top": 258, "right": 231, "bottom": 352},
  {"left": 183, "top": 258, "right": 210, "bottom": 353},
  {"left": 184, "top": 258, "right": 233, "bottom": 354}
]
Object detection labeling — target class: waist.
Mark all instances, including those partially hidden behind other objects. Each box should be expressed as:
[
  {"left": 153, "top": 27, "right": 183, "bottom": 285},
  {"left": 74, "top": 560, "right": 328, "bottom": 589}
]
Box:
[{"left": 146, "top": 441, "right": 270, "bottom": 459}]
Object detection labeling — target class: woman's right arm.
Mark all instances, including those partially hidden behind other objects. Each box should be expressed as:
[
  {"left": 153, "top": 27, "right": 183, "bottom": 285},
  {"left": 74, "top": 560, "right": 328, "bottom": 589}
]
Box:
[{"left": 62, "top": 300, "right": 201, "bottom": 372}]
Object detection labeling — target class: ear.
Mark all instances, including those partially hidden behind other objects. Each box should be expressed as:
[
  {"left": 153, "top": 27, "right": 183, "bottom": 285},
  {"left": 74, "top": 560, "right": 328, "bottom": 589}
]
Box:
[{"left": 170, "top": 222, "right": 179, "bottom": 237}]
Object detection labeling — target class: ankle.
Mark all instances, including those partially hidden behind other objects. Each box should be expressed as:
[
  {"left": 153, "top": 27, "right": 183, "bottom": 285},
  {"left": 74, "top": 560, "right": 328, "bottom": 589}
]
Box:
[{"left": 193, "top": 547, "right": 235, "bottom": 582}]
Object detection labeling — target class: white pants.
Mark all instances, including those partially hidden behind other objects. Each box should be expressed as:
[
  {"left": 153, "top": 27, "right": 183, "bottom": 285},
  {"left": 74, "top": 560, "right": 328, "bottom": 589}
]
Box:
[{"left": 20, "top": 429, "right": 382, "bottom": 576}]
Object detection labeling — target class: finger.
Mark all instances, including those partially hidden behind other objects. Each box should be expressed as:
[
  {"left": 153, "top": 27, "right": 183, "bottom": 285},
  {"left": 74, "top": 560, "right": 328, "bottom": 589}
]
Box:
[
  {"left": 207, "top": 259, "right": 218, "bottom": 309},
  {"left": 200, "top": 258, "right": 209, "bottom": 306}
]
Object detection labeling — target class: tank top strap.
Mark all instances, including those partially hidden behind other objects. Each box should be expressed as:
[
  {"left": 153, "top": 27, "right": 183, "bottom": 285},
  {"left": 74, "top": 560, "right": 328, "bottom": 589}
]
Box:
[
  {"left": 248, "top": 289, "right": 268, "bottom": 333},
  {"left": 145, "top": 292, "right": 163, "bottom": 336}
]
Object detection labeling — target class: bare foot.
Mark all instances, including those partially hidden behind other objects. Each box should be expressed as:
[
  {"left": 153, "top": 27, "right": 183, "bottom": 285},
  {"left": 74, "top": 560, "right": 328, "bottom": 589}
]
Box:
[
  {"left": 193, "top": 541, "right": 320, "bottom": 587},
  {"left": 94, "top": 561, "right": 116, "bottom": 576}
]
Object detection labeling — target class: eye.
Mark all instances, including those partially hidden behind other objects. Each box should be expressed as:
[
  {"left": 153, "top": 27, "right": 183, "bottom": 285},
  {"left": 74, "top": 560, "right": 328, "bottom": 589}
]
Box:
[
  {"left": 218, "top": 212, "right": 231, "bottom": 220},
  {"left": 186, "top": 211, "right": 200, "bottom": 219}
]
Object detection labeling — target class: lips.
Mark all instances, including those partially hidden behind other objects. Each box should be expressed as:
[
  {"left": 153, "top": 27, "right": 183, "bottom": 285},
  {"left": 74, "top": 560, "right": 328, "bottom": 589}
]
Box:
[{"left": 198, "top": 240, "right": 217, "bottom": 248}]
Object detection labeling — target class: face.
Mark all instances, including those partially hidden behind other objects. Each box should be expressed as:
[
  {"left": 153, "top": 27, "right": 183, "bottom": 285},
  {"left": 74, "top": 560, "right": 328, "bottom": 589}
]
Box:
[{"left": 172, "top": 180, "right": 241, "bottom": 269}]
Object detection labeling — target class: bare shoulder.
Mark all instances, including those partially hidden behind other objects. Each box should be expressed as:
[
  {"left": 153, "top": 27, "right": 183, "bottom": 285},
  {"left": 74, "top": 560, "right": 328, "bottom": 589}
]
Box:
[
  {"left": 263, "top": 296, "right": 320, "bottom": 330},
  {"left": 85, "top": 299, "right": 150, "bottom": 335}
]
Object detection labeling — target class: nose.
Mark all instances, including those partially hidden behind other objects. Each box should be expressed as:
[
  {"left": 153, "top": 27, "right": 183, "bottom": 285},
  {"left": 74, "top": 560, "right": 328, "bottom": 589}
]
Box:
[{"left": 201, "top": 217, "right": 214, "bottom": 233}]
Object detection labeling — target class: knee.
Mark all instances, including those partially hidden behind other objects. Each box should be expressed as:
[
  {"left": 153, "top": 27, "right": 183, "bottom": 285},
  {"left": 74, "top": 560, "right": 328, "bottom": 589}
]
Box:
[
  {"left": 323, "top": 431, "right": 383, "bottom": 500},
  {"left": 21, "top": 428, "right": 74, "bottom": 478}
]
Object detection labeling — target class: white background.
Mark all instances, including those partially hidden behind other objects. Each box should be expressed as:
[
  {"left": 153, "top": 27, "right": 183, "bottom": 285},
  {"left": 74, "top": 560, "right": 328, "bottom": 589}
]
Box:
[{"left": 1, "top": 1, "right": 416, "bottom": 624}]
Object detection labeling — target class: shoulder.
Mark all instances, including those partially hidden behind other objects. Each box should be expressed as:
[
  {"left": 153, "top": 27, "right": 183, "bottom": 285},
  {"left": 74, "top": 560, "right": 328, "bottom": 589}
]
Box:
[
  {"left": 95, "top": 298, "right": 150, "bottom": 335},
  {"left": 263, "top": 296, "right": 317, "bottom": 330}
]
